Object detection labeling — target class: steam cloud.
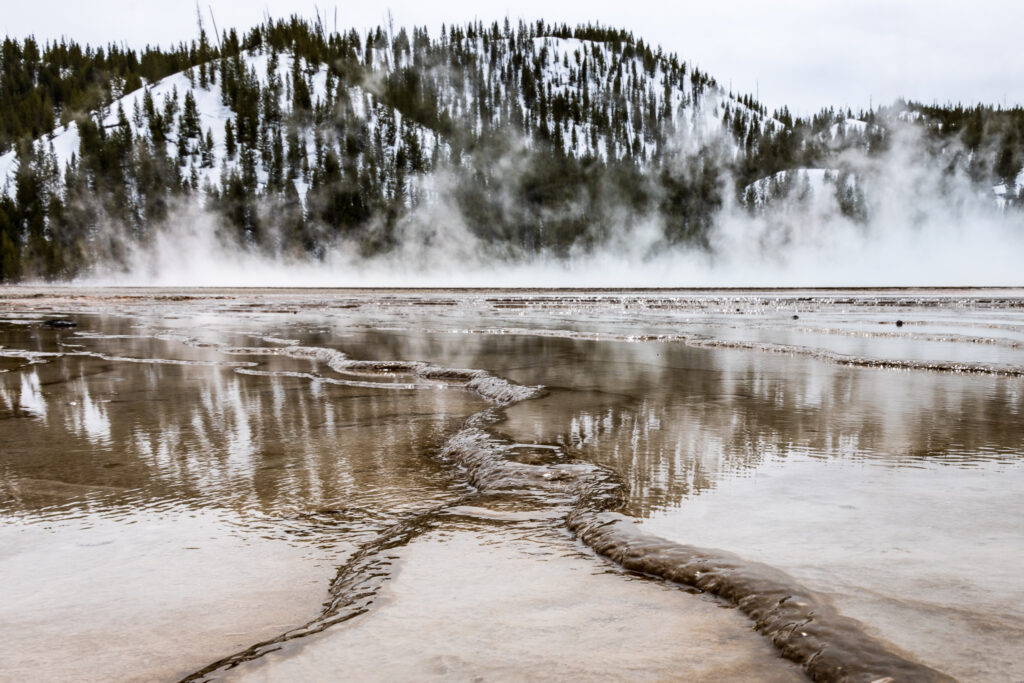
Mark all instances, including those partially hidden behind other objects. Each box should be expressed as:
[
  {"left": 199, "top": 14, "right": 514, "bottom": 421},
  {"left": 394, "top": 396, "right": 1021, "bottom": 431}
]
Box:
[{"left": 78, "top": 110, "right": 1024, "bottom": 288}]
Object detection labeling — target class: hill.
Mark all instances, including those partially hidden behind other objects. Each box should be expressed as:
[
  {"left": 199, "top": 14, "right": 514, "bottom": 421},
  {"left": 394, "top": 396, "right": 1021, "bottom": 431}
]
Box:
[{"left": 0, "top": 17, "right": 1021, "bottom": 281}]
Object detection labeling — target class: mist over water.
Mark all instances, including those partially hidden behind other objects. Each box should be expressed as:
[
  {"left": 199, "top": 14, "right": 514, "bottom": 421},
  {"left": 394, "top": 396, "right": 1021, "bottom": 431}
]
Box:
[{"left": 72, "top": 118, "right": 1024, "bottom": 288}]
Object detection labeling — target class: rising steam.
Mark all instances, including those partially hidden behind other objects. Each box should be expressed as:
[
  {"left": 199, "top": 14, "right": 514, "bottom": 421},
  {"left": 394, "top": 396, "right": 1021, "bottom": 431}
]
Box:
[{"left": 78, "top": 110, "right": 1024, "bottom": 288}]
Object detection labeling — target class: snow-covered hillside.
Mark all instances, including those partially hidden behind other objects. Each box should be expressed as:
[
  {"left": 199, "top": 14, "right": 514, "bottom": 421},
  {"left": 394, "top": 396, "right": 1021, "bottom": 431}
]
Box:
[
  {"left": 744, "top": 168, "right": 857, "bottom": 208},
  {"left": 993, "top": 171, "right": 1024, "bottom": 208},
  {"left": 0, "top": 50, "right": 446, "bottom": 205},
  {"left": 828, "top": 118, "right": 870, "bottom": 140},
  {"left": 0, "top": 34, "right": 776, "bottom": 200}
]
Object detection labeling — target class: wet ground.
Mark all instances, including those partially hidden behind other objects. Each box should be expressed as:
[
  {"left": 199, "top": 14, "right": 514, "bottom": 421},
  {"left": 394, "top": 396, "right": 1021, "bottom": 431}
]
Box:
[{"left": 1, "top": 287, "right": 1022, "bottom": 681}]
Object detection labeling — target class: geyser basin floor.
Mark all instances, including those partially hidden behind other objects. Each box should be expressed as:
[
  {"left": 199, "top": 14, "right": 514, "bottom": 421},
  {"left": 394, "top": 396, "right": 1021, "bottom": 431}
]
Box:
[
  {"left": 0, "top": 510, "right": 334, "bottom": 682},
  {"left": 2, "top": 287, "right": 1023, "bottom": 681},
  {"left": 641, "top": 456, "right": 1024, "bottom": 682},
  {"left": 218, "top": 526, "right": 802, "bottom": 682}
]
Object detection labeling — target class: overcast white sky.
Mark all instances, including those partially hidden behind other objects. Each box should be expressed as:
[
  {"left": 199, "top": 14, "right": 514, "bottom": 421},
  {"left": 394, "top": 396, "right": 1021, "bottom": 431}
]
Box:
[{"left": 3, "top": 1, "right": 1022, "bottom": 115}]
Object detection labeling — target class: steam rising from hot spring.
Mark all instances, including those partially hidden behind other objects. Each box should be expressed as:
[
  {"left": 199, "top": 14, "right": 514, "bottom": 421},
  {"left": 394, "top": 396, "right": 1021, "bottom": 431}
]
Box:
[{"left": 78, "top": 121, "right": 1024, "bottom": 288}]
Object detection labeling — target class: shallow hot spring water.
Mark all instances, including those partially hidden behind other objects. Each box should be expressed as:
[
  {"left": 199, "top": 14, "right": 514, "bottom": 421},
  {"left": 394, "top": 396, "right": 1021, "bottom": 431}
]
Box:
[{"left": 1, "top": 288, "right": 1022, "bottom": 682}]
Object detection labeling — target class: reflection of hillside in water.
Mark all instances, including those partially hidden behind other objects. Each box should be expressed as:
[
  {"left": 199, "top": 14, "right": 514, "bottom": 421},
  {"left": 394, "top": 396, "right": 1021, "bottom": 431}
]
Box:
[
  {"left": 8, "top": 313, "right": 1018, "bottom": 523},
  {"left": 0, "top": 323, "right": 484, "bottom": 523},
  {"left": 487, "top": 335, "right": 1024, "bottom": 516}
]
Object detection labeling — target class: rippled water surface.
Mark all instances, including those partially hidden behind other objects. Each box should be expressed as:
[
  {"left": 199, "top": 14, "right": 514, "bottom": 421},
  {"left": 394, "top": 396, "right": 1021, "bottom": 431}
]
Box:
[{"left": 2, "top": 287, "right": 1023, "bottom": 682}]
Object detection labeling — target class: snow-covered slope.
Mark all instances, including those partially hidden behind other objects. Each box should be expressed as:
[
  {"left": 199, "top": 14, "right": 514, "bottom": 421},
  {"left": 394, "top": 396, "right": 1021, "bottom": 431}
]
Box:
[
  {"left": 828, "top": 118, "right": 869, "bottom": 139},
  {"left": 993, "top": 169, "right": 1024, "bottom": 208},
  {"left": 1, "top": 36, "right": 775, "bottom": 199},
  {"left": 0, "top": 50, "right": 446, "bottom": 204},
  {"left": 744, "top": 167, "right": 857, "bottom": 208}
]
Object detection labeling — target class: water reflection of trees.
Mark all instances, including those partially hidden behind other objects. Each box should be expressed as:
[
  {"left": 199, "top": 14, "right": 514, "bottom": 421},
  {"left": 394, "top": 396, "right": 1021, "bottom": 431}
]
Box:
[
  {"left": 457, "top": 333, "right": 1024, "bottom": 517},
  {"left": 4, "top": 318, "right": 1023, "bottom": 522},
  {"left": 0, "top": 325, "right": 483, "bottom": 520}
]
